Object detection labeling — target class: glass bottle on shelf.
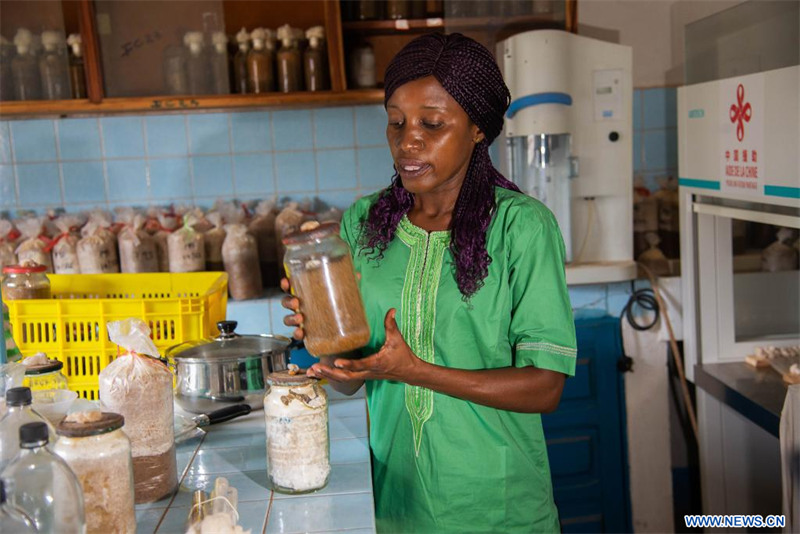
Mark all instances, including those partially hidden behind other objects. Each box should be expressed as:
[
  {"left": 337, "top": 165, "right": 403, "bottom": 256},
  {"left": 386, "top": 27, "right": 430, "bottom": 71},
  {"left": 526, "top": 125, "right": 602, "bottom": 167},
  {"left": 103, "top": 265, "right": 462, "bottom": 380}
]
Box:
[
  {"left": 349, "top": 42, "right": 376, "bottom": 89},
  {"left": 11, "top": 29, "right": 42, "bottom": 101},
  {"left": 1, "top": 37, "right": 15, "bottom": 101},
  {"left": 39, "top": 30, "right": 71, "bottom": 100},
  {"left": 356, "top": 0, "right": 380, "bottom": 20},
  {"left": 233, "top": 28, "right": 250, "bottom": 94},
  {"left": 184, "top": 31, "right": 210, "bottom": 95},
  {"left": 1, "top": 422, "right": 86, "bottom": 534},
  {"left": 426, "top": 0, "right": 444, "bottom": 17},
  {"left": 411, "top": 0, "right": 427, "bottom": 18},
  {"left": 0, "top": 480, "right": 36, "bottom": 534},
  {"left": 276, "top": 25, "right": 302, "bottom": 93},
  {"left": 162, "top": 45, "right": 188, "bottom": 95},
  {"left": 303, "top": 26, "right": 329, "bottom": 92},
  {"left": 66, "top": 34, "right": 86, "bottom": 99},
  {"left": 386, "top": 0, "right": 411, "bottom": 19},
  {"left": 209, "top": 31, "right": 231, "bottom": 95},
  {"left": 247, "top": 28, "right": 275, "bottom": 93}
]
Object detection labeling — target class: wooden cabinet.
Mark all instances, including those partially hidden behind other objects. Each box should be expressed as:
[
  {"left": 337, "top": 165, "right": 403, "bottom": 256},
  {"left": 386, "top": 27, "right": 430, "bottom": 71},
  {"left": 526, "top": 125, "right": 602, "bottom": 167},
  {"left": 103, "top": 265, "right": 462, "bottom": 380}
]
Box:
[{"left": 0, "top": 0, "right": 576, "bottom": 118}]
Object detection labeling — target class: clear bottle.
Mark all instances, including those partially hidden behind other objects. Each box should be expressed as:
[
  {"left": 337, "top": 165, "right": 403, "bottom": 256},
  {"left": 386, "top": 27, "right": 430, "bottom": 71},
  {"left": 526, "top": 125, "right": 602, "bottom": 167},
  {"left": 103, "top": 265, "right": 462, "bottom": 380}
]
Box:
[
  {"left": 1, "top": 37, "right": 15, "bottom": 101},
  {"left": 303, "top": 26, "right": 329, "bottom": 92},
  {"left": 67, "top": 34, "right": 87, "bottom": 99},
  {"left": 276, "top": 25, "right": 302, "bottom": 93},
  {"left": 349, "top": 42, "right": 376, "bottom": 89},
  {"left": 163, "top": 45, "right": 189, "bottom": 95},
  {"left": 184, "top": 31, "right": 210, "bottom": 95},
  {"left": 11, "top": 29, "right": 42, "bottom": 101},
  {"left": 386, "top": 0, "right": 411, "bottom": 19},
  {"left": 247, "top": 28, "right": 275, "bottom": 93},
  {"left": 0, "top": 387, "right": 57, "bottom": 471},
  {"left": 0, "top": 479, "right": 36, "bottom": 534},
  {"left": 39, "top": 30, "right": 71, "bottom": 100},
  {"left": 1, "top": 422, "right": 86, "bottom": 534},
  {"left": 283, "top": 222, "right": 370, "bottom": 356},
  {"left": 23, "top": 359, "right": 69, "bottom": 391},
  {"left": 264, "top": 371, "right": 329, "bottom": 494},
  {"left": 54, "top": 412, "right": 136, "bottom": 534},
  {"left": 209, "top": 31, "right": 231, "bottom": 95},
  {"left": 233, "top": 28, "right": 250, "bottom": 94},
  {"left": 1, "top": 263, "right": 51, "bottom": 301}
]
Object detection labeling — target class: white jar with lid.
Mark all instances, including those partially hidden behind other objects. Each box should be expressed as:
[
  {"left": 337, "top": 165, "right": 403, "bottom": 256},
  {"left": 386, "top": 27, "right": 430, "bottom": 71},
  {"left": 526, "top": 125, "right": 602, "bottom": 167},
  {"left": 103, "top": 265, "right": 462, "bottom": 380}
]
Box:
[{"left": 264, "top": 371, "right": 330, "bottom": 494}]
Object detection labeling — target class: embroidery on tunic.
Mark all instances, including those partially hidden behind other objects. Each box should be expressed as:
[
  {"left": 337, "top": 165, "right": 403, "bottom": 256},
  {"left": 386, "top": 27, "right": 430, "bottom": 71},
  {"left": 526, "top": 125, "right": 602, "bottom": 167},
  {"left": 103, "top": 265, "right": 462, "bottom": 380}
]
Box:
[
  {"left": 397, "top": 216, "right": 449, "bottom": 456},
  {"left": 517, "top": 342, "right": 577, "bottom": 358}
]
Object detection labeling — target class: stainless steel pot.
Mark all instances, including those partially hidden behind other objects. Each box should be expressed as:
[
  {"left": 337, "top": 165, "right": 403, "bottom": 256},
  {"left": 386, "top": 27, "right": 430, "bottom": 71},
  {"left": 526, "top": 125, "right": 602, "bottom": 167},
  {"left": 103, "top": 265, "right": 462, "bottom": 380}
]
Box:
[{"left": 166, "top": 321, "right": 301, "bottom": 413}]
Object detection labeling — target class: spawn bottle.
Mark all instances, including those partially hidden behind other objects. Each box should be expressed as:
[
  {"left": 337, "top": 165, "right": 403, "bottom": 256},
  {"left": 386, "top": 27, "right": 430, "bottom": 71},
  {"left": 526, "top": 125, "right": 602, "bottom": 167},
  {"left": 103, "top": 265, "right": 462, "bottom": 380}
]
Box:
[
  {"left": 11, "top": 29, "right": 41, "bottom": 100},
  {"left": 303, "top": 26, "right": 329, "bottom": 92},
  {"left": 66, "top": 34, "right": 86, "bottom": 99},
  {"left": 247, "top": 28, "right": 274, "bottom": 93},
  {"left": 276, "top": 25, "right": 302, "bottom": 93},
  {"left": 233, "top": 28, "right": 250, "bottom": 94},
  {"left": 184, "top": 31, "right": 210, "bottom": 95},
  {"left": 209, "top": 31, "right": 231, "bottom": 95},
  {"left": 39, "top": 31, "right": 71, "bottom": 100}
]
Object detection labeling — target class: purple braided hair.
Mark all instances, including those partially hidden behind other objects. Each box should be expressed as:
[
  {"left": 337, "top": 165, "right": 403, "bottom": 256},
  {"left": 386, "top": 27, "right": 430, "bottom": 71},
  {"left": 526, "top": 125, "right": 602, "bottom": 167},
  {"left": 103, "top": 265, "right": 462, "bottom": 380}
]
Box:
[{"left": 361, "top": 33, "right": 519, "bottom": 298}]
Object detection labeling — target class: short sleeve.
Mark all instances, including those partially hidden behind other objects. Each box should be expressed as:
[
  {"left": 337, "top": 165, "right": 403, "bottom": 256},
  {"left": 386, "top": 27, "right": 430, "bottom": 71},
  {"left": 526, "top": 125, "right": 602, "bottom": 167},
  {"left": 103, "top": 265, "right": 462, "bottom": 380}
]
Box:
[{"left": 507, "top": 201, "right": 577, "bottom": 376}]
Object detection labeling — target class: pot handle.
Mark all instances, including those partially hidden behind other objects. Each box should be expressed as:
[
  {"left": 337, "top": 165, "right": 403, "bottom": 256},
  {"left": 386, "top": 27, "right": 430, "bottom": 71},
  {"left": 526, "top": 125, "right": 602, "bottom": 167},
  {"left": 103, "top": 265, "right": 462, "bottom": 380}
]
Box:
[{"left": 196, "top": 404, "right": 252, "bottom": 426}]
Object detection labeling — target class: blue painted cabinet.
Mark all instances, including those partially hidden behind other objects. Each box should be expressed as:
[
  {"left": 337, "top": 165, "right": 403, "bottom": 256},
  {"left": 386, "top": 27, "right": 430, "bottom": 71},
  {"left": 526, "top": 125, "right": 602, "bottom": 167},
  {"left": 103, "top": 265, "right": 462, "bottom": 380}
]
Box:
[{"left": 542, "top": 315, "right": 632, "bottom": 533}]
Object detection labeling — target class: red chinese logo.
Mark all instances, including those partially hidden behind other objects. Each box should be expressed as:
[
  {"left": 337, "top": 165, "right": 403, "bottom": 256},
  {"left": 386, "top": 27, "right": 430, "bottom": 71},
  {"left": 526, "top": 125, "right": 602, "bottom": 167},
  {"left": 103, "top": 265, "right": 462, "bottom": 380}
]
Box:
[{"left": 729, "top": 84, "right": 752, "bottom": 142}]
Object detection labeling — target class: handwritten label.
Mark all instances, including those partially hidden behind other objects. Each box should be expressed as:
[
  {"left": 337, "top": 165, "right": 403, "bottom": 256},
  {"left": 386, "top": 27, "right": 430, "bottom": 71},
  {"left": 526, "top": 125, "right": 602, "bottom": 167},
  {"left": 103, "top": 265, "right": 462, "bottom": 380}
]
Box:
[
  {"left": 120, "top": 30, "right": 163, "bottom": 58},
  {"left": 151, "top": 99, "right": 201, "bottom": 110}
]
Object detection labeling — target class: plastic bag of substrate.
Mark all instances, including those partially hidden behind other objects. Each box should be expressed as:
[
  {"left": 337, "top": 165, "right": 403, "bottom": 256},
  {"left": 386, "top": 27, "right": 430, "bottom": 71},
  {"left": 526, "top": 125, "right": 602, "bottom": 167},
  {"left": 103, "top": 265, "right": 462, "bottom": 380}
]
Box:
[
  {"left": 222, "top": 224, "right": 263, "bottom": 300},
  {"left": 100, "top": 319, "right": 177, "bottom": 504},
  {"left": 168, "top": 215, "right": 205, "bottom": 273},
  {"left": 15, "top": 217, "right": 53, "bottom": 272},
  {"left": 0, "top": 220, "right": 17, "bottom": 270},
  {"left": 248, "top": 200, "right": 279, "bottom": 287},
  {"left": 49, "top": 215, "right": 81, "bottom": 274},
  {"left": 118, "top": 212, "right": 159, "bottom": 273},
  {"left": 203, "top": 212, "right": 226, "bottom": 272}
]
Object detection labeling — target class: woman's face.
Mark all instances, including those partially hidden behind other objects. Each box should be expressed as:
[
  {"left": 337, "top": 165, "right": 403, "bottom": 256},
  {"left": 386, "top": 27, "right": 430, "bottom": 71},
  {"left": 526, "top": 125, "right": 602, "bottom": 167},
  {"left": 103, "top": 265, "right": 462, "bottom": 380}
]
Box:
[{"left": 386, "top": 76, "right": 484, "bottom": 196}]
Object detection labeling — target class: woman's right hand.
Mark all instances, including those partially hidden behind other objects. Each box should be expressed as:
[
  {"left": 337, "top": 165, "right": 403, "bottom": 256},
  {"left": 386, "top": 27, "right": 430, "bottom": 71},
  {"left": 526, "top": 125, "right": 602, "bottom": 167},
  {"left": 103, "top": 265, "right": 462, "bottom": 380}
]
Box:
[{"left": 280, "top": 277, "right": 304, "bottom": 341}]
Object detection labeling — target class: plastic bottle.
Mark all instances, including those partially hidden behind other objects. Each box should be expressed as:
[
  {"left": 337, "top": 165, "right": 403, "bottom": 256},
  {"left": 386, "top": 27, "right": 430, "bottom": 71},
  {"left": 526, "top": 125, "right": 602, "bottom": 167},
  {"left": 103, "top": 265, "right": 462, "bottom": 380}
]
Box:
[
  {"left": 304, "top": 26, "right": 329, "bottom": 92},
  {"left": 247, "top": 28, "right": 274, "bottom": 93},
  {"left": 276, "top": 25, "right": 302, "bottom": 93},
  {"left": 184, "top": 31, "right": 210, "bottom": 95},
  {"left": 66, "top": 34, "right": 86, "bottom": 99},
  {"left": 209, "top": 31, "right": 231, "bottom": 95},
  {"left": 0, "top": 479, "right": 36, "bottom": 534},
  {"left": 11, "top": 29, "right": 41, "bottom": 101},
  {"left": 0, "top": 387, "right": 56, "bottom": 471},
  {"left": 1, "top": 422, "right": 86, "bottom": 534},
  {"left": 39, "top": 30, "right": 71, "bottom": 100},
  {"left": 233, "top": 28, "right": 250, "bottom": 94}
]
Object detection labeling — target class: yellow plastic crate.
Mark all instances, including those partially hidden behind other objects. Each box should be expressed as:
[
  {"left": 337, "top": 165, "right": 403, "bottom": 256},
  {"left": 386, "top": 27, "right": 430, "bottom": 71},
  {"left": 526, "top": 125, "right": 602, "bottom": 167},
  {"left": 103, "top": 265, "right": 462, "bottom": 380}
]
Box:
[{"left": 5, "top": 272, "right": 228, "bottom": 400}]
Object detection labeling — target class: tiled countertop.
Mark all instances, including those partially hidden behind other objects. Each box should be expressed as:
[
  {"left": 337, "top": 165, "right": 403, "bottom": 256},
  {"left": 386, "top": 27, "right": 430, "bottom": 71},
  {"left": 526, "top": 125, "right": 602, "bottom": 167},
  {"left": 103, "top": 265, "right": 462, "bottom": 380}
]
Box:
[{"left": 135, "top": 387, "right": 375, "bottom": 534}]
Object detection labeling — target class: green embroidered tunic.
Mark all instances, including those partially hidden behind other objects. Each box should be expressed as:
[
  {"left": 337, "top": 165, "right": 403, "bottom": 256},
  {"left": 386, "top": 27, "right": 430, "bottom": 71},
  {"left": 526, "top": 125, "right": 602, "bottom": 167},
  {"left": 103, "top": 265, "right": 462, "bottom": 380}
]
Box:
[{"left": 340, "top": 187, "right": 577, "bottom": 534}]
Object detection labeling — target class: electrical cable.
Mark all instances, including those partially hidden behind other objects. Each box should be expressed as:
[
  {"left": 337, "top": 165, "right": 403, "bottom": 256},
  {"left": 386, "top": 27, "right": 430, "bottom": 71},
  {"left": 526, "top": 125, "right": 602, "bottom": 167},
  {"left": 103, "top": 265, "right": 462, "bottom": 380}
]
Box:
[{"left": 621, "top": 286, "right": 660, "bottom": 331}]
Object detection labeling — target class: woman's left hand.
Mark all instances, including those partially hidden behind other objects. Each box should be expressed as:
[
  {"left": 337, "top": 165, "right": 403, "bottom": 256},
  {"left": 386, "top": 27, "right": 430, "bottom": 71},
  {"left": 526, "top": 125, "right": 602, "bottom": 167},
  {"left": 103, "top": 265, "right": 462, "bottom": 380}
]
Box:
[{"left": 309, "top": 309, "right": 423, "bottom": 383}]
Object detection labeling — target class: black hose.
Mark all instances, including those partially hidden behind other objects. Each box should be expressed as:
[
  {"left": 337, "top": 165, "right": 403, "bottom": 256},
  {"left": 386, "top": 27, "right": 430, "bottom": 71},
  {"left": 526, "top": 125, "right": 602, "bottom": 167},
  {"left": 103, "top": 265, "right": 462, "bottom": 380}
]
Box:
[{"left": 621, "top": 286, "right": 660, "bottom": 331}]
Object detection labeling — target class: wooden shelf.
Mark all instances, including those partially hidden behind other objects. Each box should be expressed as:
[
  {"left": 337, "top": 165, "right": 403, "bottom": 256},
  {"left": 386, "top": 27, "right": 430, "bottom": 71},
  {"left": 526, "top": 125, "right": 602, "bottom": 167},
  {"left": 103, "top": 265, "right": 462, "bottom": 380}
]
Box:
[
  {"left": 0, "top": 89, "right": 385, "bottom": 118},
  {"left": 342, "top": 14, "right": 565, "bottom": 35}
]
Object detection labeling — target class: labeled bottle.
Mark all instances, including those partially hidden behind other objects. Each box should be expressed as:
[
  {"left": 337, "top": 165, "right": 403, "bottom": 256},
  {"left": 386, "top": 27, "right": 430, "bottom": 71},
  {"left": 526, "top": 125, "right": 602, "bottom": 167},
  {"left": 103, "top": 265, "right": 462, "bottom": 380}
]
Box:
[
  {"left": 1, "top": 37, "right": 15, "bottom": 101},
  {"left": 247, "top": 28, "right": 274, "bottom": 93},
  {"left": 349, "top": 42, "right": 376, "bottom": 89},
  {"left": 304, "top": 26, "right": 329, "bottom": 92},
  {"left": 0, "top": 479, "right": 36, "bottom": 534},
  {"left": 0, "top": 387, "right": 57, "bottom": 471},
  {"left": 66, "top": 34, "right": 86, "bottom": 99},
  {"left": 54, "top": 412, "right": 136, "bottom": 534},
  {"left": 283, "top": 222, "right": 370, "bottom": 356},
  {"left": 233, "top": 28, "right": 250, "bottom": 94},
  {"left": 163, "top": 45, "right": 189, "bottom": 95},
  {"left": 264, "top": 371, "right": 330, "bottom": 494},
  {"left": 11, "top": 29, "right": 42, "bottom": 101},
  {"left": 39, "top": 30, "right": 71, "bottom": 100},
  {"left": 276, "top": 25, "right": 302, "bottom": 93},
  {"left": 386, "top": 0, "right": 411, "bottom": 19},
  {"left": 209, "top": 31, "right": 231, "bottom": 95},
  {"left": 1, "top": 422, "right": 86, "bottom": 534},
  {"left": 184, "top": 31, "right": 210, "bottom": 95}
]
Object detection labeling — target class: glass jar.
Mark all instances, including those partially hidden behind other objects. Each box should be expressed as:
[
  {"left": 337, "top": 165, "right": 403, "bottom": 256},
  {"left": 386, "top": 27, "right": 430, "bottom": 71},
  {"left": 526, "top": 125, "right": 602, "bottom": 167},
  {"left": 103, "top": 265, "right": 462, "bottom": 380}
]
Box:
[
  {"left": 23, "top": 359, "right": 68, "bottom": 391},
  {"left": 303, "top": 26, "right": 329, "bottom": 92},
  {"left": 283, "top": 223, "right": 370, "bottom": 357},
  {"left": 54, "top": 412, "right": 136, "bottom": 534},
  {"left": 247, "top": 28, "right": 275, "bottom": 93},
  {"left": 276, "top": 25, "right": 303, "bottom": 93},
  {"left": 386, "top": 0, "right": 411, "bottom": 19},
  {"left": 349, "top": 43, "right": 376, "bottom": 89},
  {"left": 1, "top": 422, "right": 86, "bottom": 534},
  {"left": 1, "top": 263, "right": 51, "bottom": 301},
  {"left": 264, "top": 371, "right": 329, "bottom": 494}
]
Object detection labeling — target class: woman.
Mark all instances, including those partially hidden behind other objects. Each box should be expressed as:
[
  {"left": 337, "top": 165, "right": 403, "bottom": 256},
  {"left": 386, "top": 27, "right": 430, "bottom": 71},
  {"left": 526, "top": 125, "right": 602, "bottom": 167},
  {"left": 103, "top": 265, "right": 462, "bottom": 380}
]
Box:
[{"left": 282, "top": 33, "right": 576, "bottom": 533}]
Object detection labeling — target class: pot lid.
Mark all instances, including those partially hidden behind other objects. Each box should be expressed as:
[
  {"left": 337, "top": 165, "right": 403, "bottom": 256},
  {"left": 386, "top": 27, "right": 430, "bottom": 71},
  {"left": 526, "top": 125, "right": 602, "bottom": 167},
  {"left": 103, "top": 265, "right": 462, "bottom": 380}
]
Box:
[
  {"left": 57, "top": 411, "right": 124, "bottom": 437},
  {"left": 166, "top": 320, "right": 293, "bottom": 362}
]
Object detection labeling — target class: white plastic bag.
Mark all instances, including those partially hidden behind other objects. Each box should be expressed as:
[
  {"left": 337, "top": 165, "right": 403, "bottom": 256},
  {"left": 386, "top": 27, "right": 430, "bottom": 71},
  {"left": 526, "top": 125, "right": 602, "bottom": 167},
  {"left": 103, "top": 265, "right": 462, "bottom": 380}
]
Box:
[
  {"left": 14, "top": 217, "right": 53, "bottom": 272},
  {"left": 77, "top": 219, "right": 119, "bottom": 274},
  {"left": 118, "top": 210, "right": 159, "bottom": 273},
  {"left": 204, "top": 212, "right": 226, "bottom": 272},
  {"left": 51, "top": 215, "right": 81, "bottom": 274},
  {"left": 168, "top": 214, "right": 205, "bottom": 273},
  {"left": 100, "top": 319, "right": 177, "bottom": 504},
  {"left": 762, "top": 227, "right": 799, "bottom": 272},
  {"left": 222, "top": 224, "right": 262, "bottom": 300},
  {"left": 248, "top": 200, "right": 279, "bottom": 287},
  {"left": 0, "top": 220, "right": 17, "bottom": 270}
]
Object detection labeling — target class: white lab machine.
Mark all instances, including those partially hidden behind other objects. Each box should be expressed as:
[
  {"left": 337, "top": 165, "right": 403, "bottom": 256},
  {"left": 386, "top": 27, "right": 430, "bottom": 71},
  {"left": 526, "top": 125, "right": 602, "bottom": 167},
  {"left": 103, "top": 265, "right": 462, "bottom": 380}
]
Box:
[{"left": 498, "top": 30, "right": 635, "bottom": 284}]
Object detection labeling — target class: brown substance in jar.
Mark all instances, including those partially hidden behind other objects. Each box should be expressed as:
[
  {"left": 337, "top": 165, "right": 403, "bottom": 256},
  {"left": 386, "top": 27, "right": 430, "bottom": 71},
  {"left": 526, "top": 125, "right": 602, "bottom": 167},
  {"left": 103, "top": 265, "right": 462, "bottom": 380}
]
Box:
[
  {"left": 2, "top": 284, "right": 50, "bottom": 300},
  {"left": 290, "top": 254, "right": 370, "bottom": 356},
  {"left": 132, "top": 445, "right": 178, "bottom": 504}
]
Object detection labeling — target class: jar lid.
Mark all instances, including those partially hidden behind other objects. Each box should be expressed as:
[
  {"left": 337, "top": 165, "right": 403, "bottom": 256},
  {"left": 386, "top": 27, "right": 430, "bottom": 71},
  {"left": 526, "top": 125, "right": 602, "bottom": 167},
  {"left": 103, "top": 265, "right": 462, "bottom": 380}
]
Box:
[
  {"left": 2, "top": 263, "right": 47, "bottom": 274},
  {"left": 24, "top": 359, "right": 64, "bottom": 375},
  {"left": 267, "top": 369, "right": 313, "bottom": 386},
  {"left": 57, "top": 411, "right": 124, "bottom": 437},
  {"left": 282, "top": 222, "right": 340, "bottom": 246}
]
